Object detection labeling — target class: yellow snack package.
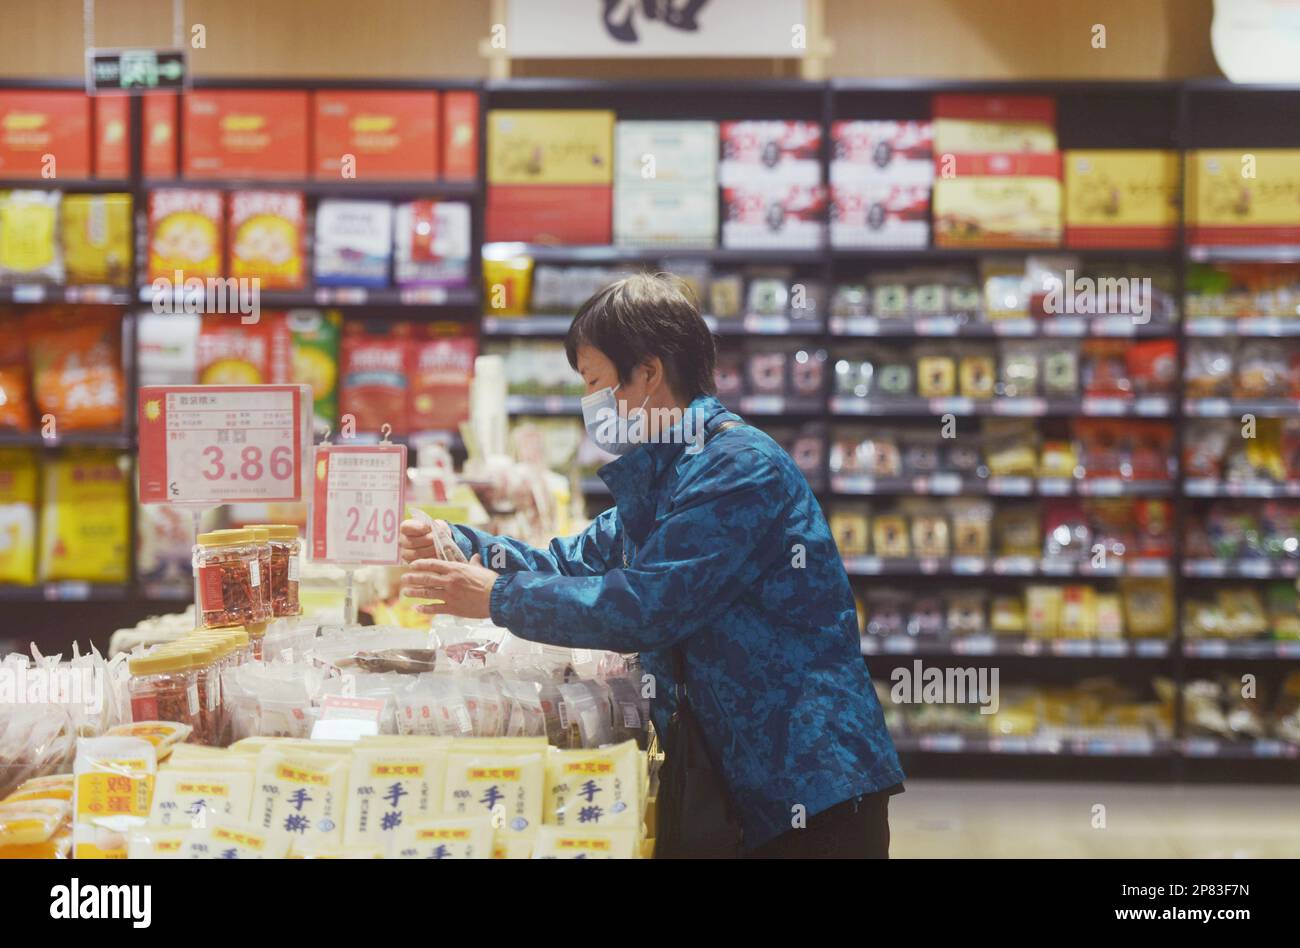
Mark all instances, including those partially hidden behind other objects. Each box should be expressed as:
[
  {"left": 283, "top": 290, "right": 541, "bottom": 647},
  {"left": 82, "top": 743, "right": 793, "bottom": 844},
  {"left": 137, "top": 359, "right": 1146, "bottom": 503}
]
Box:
[
  {"left": 40, "top": 449, "right": 129, "bottom": 583},
  {"left": 127, "top": 825, "right": 194, "bottom": 859},
  {"left": 4, "top": 774, "right": 75, "bottom": 804},
  {"left": 61, "top": 194, "right": 133, "bottom": 286},
  {"left": 544, "top": 740, "right": 641, "bottom": 831},
  {"left": 0, "top": 190, "right": 62, "bottom": 281},
  {"left": 289, "top": 842, "right": 386, "bottom": 859},
  {"left": 344, "top": 742, "right": 447, "bottom": 847},
  {"left": 493, "top": 830, "right": 536, "bottom": 859},
  {"left": 0, "top": 799, "right": 70, "bottom": 847},
  {"left": 252, "top": 746, "right": 349, "bottom": 848},
  {"left": 531, "top": 825, "right": 638, "bottom": 859},
  {"left": 149, "top": 767, "right": 255, "bottom": 829},
  {"left": 106, "top": 721, "right": 193, "bottom": 760},
  {"left": 0, "top": 823, "right": 72, "bottom": 859},
  {"left": 392, "top": 816, "right": 494, "bottom": 859},
  {"left": 72, "top": 737, "right": 156, "bottom": 859},
  {"left": 187, "top": 819, "right": 290, "bottom": 859},
  {"left": 0, "top": 447, "right": 38, "bottom": 586},
  {"left": 442, "top": 747, "right": 543, "bottom": 837}
]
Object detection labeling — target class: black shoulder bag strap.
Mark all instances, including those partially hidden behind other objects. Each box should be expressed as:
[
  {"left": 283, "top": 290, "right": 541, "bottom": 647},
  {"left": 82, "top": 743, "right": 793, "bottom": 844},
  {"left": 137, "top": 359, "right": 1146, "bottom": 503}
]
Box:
[{"left": 655, "top": 416, "right": 747, "bottom": 859}]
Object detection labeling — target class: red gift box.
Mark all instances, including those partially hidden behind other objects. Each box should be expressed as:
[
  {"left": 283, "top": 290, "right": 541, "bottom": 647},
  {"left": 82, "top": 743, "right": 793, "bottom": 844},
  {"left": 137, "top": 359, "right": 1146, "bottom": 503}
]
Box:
[
  {"left": 0, "top": 91, "right": 91, "bottom": 179},
  {"left": 93, "top": 96, "right": 130, "bottom": 179},
  {"left": 184, "top": 90, "right": 310, "bottom": 179},
  {"left": 143, "top": 94, "right": 178, "bottom": 179},
  {"left": 486, "top": 184, "right": 612, "bottom": 245},
  {"left": 314, "top": 91, "right": 439, "bottom": 180},
  {"left": 442, "top": 91, "right": 479, "bottom": 181}
]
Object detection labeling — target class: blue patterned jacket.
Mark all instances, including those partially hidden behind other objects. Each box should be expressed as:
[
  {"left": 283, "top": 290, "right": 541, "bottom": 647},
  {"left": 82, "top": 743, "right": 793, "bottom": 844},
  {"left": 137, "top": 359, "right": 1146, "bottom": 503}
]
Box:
[{"left": 450, "top": 394, "right": 904, "bottom": 850}]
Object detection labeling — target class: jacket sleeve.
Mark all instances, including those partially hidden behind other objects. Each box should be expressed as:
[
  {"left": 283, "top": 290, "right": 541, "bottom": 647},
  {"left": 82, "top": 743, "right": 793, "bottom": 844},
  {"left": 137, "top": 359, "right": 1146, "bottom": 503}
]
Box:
[
  {"left": 488, "top": 447, "right": 792, "bottom": 652},
  {"left": 451, "top": 508, "right": 621, "bottom": 577}
]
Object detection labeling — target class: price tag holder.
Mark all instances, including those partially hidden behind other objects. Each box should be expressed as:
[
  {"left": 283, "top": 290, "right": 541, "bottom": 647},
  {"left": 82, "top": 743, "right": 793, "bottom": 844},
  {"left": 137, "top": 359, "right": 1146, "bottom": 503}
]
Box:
[
  {"left": 138, "top": 384, "right": 309, "bottom": 504},
  {"left": 310, "top": 442, "right": 407, "bottom": 565}
]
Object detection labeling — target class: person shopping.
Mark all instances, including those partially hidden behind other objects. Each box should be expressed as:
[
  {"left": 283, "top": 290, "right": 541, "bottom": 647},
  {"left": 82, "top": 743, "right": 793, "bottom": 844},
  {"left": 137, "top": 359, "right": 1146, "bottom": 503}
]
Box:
[{"left": 399, "top": 272, "right": 904, "bottom": 858}]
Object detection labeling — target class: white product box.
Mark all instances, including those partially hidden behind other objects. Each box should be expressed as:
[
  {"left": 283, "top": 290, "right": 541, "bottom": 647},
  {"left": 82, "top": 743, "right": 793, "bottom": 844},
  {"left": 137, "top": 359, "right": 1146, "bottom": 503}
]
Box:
[
  {"left": 719, "top": 120, "right": 823, "bottom": 188},
  {"left": 615, "top": 120, "right": 719, "bottom": 185},
  {"left": 830, "top": 183, "right": 931, "bottom": 248},
  {"left": 721, "top": 184, "right": 827, "bottom": 250},
  {"left": 614, "top": 186, "right": 717, "bottom": 247},
  {"left": 831, "top": 120, "right": 934, "bottom": 186}
]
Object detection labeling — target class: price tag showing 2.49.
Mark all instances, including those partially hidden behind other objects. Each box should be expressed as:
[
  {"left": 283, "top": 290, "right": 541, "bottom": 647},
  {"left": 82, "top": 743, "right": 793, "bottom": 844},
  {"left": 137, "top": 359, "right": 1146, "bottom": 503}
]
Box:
[
  {"left": 138, "top": 385, "right": 310, "bottom": 504},
  {"left": 310, "top": 443, "right": 407, "bottom": 565}
]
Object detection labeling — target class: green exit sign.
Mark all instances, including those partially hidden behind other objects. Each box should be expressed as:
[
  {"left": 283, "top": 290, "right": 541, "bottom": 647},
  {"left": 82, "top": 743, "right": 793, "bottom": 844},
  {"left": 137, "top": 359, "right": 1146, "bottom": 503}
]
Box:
[{"left": 86, "top": 48, "right": 188, "bottom": 94}]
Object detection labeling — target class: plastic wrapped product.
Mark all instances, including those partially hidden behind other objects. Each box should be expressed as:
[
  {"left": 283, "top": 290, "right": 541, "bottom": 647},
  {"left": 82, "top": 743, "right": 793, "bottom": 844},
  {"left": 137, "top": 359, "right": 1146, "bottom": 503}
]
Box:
[
  {"left": 193, "top": 529, "right": 268, "bottom": 631},
  {"left": 106, "top": 721, "right": 194, "bottom": 759},
  {"left": 128, "top": 649, "right": 200, "bottom": 735},
  {"left": 392, "top": 816, "right": 494, "bottom": 859},
  {"left": 462, "top": 673, "right": 507, "bottom": 738},
  {"left": 126, "top": 826, "right": 194, "bottom": 859},
  {"left": 314, "top": 200, "right": 393, "bottom": 287},
  {"left": 398, "top": 675, "right": 472, "bottom": 737},
  {"left": 26, "top": 309, "right": 125, "bottom": 432},
  {"left": 501, "top": 677, "right": 548, "bottom": 739},
  {"left": 441, "top": 747, "right": 544, "bottom": 836},
  {"left": 544, "top": 739, "right": 641, "bottom": 830},
  {"left": 557, "top": 680, "right": 614, "bottom": 749},
  {"left": 394, "top": 200, "right": 471, "bottom": 287},
  {"left": 532, "top": 825, "right": 638, "bottom": 859},
  {"left": 252, "top": 745, "right": 349, "bottom": 849},
  {"left": 72, "top": 737, "right": 156, "bottom": 859},
  {"left": 0, "top": 447, "right": 37, "bottom": 584},
  {"left": 0, "top": 190, "right": 63, "bottom": 283},
  {"left": 343, "top": 742, "right": 447, "bottom": 847},
  {"left": 605, "top": 676, "right": 649, "bottom": 746},
  {"left": 186, "top": 819, "right": 291, "bottom": 859},
  {"left": 3, "top": 773, "right": 74, "bottom": 804},
  {"left": 0, "top": 798, "right": 69, "bottom": 847},
  {"left": 149, "top": 765, "right": 255, "bottom": 829}
]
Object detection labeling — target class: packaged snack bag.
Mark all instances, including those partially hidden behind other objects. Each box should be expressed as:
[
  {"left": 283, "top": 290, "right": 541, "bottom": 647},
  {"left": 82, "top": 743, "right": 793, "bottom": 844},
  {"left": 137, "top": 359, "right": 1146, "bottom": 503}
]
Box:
[
  {"left": 228, "top": 190, "right": 305, "bottom": 289},
  {"left": 72, "top": 737, "right": 156, "bottom": 859},
  {"left": 409, "top": 326, "right": 476, "bottom": 433},
  {"left": 0, "top": 799, "right": 70, "bottom": 847},
  {"left": 344, "top": 742, "right": 447, "bottom": 846},
  {"left": 25, "top": 307, "right": 124, "bottom": 431},
  {"left": 544, "top": 740, "right": 641, "bottom": 830},
  {"left": 0, "top": 190, "right": 62, "bottom": 283},
  {"left": 4, "top": 774, "right": 74, "bottom": 804},
  {"left": 0, "top": 447, "right": 37, "bottom": 585},
  {"left": 0, "top": 317, "right": 33, "bottom": 430},
  {"left": 147, "top": 188, "right": 223, "bottom": 282},
  {"left": 532, "top": 825, "right": 638, "bottom": 859},
  {"left": 61, "top": 194, "right": 132, "bottom": 286},
  {"left": 314, "top": 200, "right": 392, "bottom": 287},
  {"left": 106, "top": 721, "right": 194, "bottom": 760},
  {"left": 393, "top": 200, "right": 470, "bottom": 286},
  {"left": 148, "top": 766, "right": 255, "bottom": 829},
  {"left": 186, "top": 819, "right": 291, "bottom": 859},
  {"left": 287, "top": 309, "right": 341, "bottom": 433},
  {"left": 127, "top": 826, "right": 193, "bottom": 859},
  {"left": 340, "top": 322, "right": 411, "bottom": 435},
  {"left": 39, "top": 448, "right": 129, "bottom": 583},
  {"left": 196, "top": 317, "right": 272, "bottom": 384},
  {"left": 392, "top": 816, "right": 494, "bottom": 859},
  {"left": 441, "top": 747, "right": 543, "bottom": 836},
  {"left": 252, "top": 745, "right": 349, "bottom": 848}
]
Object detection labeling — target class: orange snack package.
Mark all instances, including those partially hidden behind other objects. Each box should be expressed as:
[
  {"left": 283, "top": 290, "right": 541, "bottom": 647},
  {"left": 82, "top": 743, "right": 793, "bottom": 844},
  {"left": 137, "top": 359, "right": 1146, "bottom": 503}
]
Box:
[
  {"left": 148, "top": 188, "right": 223, "bottom": 283},
  {"left": 24, "top": 307, "right": 124, "bottom": 431},
  {"left": 0, "top": 311, "right": 32, "bottom": 431},
  {"left": 228, "top": 190, "right": 305, "bottom": 289}
]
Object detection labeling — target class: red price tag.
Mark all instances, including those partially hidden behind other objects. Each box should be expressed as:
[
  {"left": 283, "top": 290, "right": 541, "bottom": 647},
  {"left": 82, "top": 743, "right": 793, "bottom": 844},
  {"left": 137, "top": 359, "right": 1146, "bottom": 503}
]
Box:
[
  {"left": 138, "top": 385, "right": 309, "bottom": 504},
  {"left": 311, "top": 443, "right": 407, "bottom": 565}
]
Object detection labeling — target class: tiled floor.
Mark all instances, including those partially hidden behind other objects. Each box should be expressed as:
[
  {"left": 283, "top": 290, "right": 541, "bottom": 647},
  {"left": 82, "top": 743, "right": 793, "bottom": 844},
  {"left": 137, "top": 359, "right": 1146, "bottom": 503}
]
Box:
[{"left": 891, "top": 781, "right": 1300, "bottom": 858}]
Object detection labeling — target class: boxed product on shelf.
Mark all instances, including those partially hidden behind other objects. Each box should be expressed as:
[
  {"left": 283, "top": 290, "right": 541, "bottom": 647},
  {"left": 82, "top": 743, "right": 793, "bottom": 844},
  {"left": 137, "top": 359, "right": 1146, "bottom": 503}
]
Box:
[
  {"left": 718, "top": 120, "right": 821, "bottom": 187},
  {"left": 393, "top": 200, "right": 471, "bottom": 286},
  {"left": 182, "top": 90, "right": 311, "bottom": 179},
  {"left": 340, "top": 321, "right": 413, "bottom": 435},
  {"left": 409, "top": 324, "right": 477, "bottom": 433},
  {"left": 615, "top": 188, "right": 717, "bottom": 248},
  {"left": 831, "top": 183, "right": 930, "bottom": 249},
  {"left": 147, "top": 188, "right": 224, "bottom": 282},
  {"left": 486, "top": 184, "right": 613, "bottom": 245},
  {"left": 136, "top": 311, "right": 199, "bottom": 386},
  {"left": 1182, "top": 584, "right": 1296, "bottom": 640},
  {"left": 488, "top": 110, "right": 614, "bottom": 184},
  {"left": 530, "top": 264, "right": 635, "bottom": 314},
  {"left": 1063, "top": 150, "right": 1180, "bottom": 249},
  {"left": 0, "top": 447, "right": 38, "bottom": 585},
  {"left": 1185, "top": 417, "right": 1300, "bottom": 485},
  {"left": 0, "top": 314, "right": 32, "bottom": 431},
  {"left": 92, "top": 96, "right": 129, "bottom": 179},
  {"left": 25, "top": 307, "right": 125, "bottom": 431},
  {"left": 933, "top": 176, "right": 1062, "bottom": 247},
  {"left": 442, "top": 91, "right": 479, "bottom": 181},
  {"left": 286, "top": 309, "right": 342, "bottom": 433},
  {"left": 614, "top": 120, "right": 718, "bottom": 248},
  {"left": 195, "top": 311, "right": 291, "bottom": 384},
  {"left": 831, "top": 120, "right": 934, "bottom": 185},
  {"left": 486, "top": 338, "right": 583, "bottom": 398},
  {"left": 0, "top": 190, "right": 62, "bottom": 283},
  {"left": 39, "top": 449, "right": 129, "bottom": 584},
  {"left": 142, "top": 94, "right": 178, "bottom": 179},
  {"left": 932, "top": 94, "right": 1058, "bottom": 154},
  {"left": 61, "top": 193, "right": 132, "bottom": 286},
  {"left": 1179, "top": 673, "right": 1300, "bottom": 745},
  {"left": 721, "top": 183, "right": 827, "bottom": 249},
  {"left": 314, "top": 199, "right": 393, "bottom": 286},
  {"left": 1185, "top": 337, "right": 1300, "bottom": 399},
  {"left": 314, "top": 90, "right": 440, "bottom": 179},
  {"left": 1186, "top": 149, "right": 1300, "bottom": 246},
  {"left": 0, "top": 91, "right": 92, "bottom": 179},
  {"left": 1185, "top": 500, "right": 1300, "bottom": 563},
  {"left": 227, "top": 190, "right": 306, "bottom": 289},
  {"left": 481, "top": 252, "right": 533, "bottom": 316}
]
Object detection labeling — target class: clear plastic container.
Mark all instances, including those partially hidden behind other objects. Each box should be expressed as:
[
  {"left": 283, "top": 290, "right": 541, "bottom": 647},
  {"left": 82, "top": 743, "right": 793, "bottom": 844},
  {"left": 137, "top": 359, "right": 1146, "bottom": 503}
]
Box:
[
  {"left": 184, "top": 636, "right": 230, "bottom": 746},
  {"left": 193, "top": 529, "right": 267, "bottom": 631},
  {"left": 249, "top": 524, "right": 302, "bottom": 618},
  {"left": 128, "top": 649, "right": 200, "bottom": 735},
  {"left": 248, "top": 527, "right": 273, "bottom": 621}
]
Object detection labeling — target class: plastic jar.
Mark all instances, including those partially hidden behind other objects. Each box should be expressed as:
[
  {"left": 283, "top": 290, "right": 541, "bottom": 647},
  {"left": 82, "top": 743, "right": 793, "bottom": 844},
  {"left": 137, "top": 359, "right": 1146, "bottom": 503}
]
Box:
[
  {"left": 128, "top": 649, "right": 200, "bottom": 735},
  {"left": 193, "top": 529, "right": 267, "bottom": 631},
  {"left": 248, "top": 528, "right": 273, "bottom": 622},
  {"left": 250, "top": 524, "right": 301, "bottom": 618},
  {"left": 182, "top": 637, "right": 227, "bottom": 746}
]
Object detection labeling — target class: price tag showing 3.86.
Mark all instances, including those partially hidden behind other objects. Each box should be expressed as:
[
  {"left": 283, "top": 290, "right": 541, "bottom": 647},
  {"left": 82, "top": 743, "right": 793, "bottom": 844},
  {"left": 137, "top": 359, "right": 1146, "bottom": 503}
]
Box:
[
  {"left": 138, "top": 385, "right": 310, "bottom": 504},
  {"left": 310, "top": 443, "right": 407, "bottom": 565}
]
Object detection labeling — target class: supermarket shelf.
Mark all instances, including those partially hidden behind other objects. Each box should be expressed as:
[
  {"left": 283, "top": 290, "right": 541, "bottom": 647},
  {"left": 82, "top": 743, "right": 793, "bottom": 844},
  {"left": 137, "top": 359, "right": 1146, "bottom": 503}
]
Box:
[
  {"left": 827, "top": 315, "right": 1174, "bottom": 338},
  {"left": 704, "top": 315, "right": 824, "bottom": 335},
  {"left": 1184, "top": 398, "right": 1300, "bottom": 418},
  {"left": 737, "top": 395, "right": 825, "bottom": 415},
  {"left": 1183, "top": 640, "right": 1300, "bottom": 659},
  {"left": 0, "top": 583, "right": 130, "bottom": 602},
  {"left": 861, "top": 635, "right": 1171, "bottom": 658},
  {"left": 841, "top": 555, "right": 1171, "bottom": 578},
  {"left": 1187, "top": 245, "right": 1300, "bottom": 263},
  {"left": 0, "top": 284, "right": 133, "bottom": 305},
  {"left": 139, "top": 284, "right": 479, "bottom": 309},
  {"left": 482, "top": 242, "right": 824, "bottom": 265},
  {"left": 1178, "top": 738, "right": 1300, "bottom": 759},
  {"left": 505, "top": 395, "right": 582, "bottom": 415},
  {"left": 830, "top": 474, "right": 1174, "bottom": 498},
  {"left": 482, "top": 315, "right": 574, "bottom": 336},
  {"left": 831, "top": 246, "right": 1177, "bottom": 262},
  {"left": 0, "top": 430, "right": 133, "bottom": 450},
  {"left": 1186, "top": 317, "right": 1300, "bottom": 338},
  {"left": 1183, "top": 559, "right": 1300, "bottom": 579},
  {"left": 894, "top": 734, "right": 1173, "bottom": 757},
  {"left": 829, "top": 395, "right": 1173, "bottom": 418},
  {"left": 141, "top": 178, "right": 480, "bottom": 199},
  {"left": 0, "top": 178, "right": 133, "bottom": 193},
  {"left": 1185, "top": 479, "right": 1300, "bottom": 498}
]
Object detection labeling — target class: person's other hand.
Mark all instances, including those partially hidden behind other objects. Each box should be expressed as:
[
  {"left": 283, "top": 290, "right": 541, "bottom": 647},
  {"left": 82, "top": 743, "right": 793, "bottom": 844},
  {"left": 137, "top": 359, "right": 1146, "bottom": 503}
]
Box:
[
  {"left": 401, "top": 554, "right": 499, "bottom": 619},
  {"left": 399, "top": 518, "right": 467, "bottom": 564}
]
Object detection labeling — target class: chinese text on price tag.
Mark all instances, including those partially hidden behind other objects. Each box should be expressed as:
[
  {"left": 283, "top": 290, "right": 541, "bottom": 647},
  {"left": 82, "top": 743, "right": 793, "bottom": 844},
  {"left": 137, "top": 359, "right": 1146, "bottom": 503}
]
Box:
[
  {"left": 311, "top": 443, "right": 407, "bottom": 565},
  {"left": 138, "top": 385, "right": 307, "bottom": 504}
]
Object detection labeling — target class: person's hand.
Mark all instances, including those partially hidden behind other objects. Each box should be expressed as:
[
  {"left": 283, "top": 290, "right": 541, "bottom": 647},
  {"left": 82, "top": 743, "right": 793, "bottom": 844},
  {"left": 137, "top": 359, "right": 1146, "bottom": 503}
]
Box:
[
  {"left": 399, "top": 517, "right": 467, "bottom": 565},
  {"left": 401, "top": 554, "right": 499, "bottom": 619}
]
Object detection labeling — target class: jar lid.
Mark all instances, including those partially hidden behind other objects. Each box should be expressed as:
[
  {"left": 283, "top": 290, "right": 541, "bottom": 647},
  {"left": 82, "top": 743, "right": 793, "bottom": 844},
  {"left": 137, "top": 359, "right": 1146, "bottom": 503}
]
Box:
[
  {"left": 248, "top": 524, "right": 300, "bottom": 541},
  {"left": 187, "top": 633, "right": 234, "bottom": 657},
  {"left": 248, "top": 527, "right": 270, "bottom": 543},
  {"left": 129, "top": 649, "right": 196, "bottom": 675},
  {"left": 197, "top": 528, "right": 259, "bottom": 547},
  {"left": 182, "top": 639, "right": 224, "bottom": 663}
]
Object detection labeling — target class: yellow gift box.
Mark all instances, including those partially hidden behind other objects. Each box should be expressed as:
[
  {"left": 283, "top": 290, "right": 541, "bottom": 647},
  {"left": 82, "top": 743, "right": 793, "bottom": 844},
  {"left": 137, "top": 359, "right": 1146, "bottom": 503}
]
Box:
[
  {"left": 1064, "top": 150, "right": 1180, "bottom": 248},
  {"left": 488, "top": 110, "right": 615, "bottom": 185},
  {"left": 1186, "top": 149, "right": 1300, "bottom": 245},
  {"left": 933, "top": 176, "right": 1061, "bottom": 247}
]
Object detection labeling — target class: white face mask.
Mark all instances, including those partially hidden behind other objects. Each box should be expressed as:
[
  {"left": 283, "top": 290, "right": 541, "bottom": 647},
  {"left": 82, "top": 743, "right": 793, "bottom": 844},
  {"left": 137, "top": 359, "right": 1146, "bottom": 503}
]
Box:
[{"left": 581, "top": 383, "right": 650, "bottom": 456}]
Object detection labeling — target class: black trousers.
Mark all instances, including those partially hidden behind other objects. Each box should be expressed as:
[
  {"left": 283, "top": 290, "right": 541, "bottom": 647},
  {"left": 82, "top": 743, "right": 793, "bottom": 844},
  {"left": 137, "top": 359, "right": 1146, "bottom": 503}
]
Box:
[{"left": 746, "top": 785, "right": 898, "bottom": 859}]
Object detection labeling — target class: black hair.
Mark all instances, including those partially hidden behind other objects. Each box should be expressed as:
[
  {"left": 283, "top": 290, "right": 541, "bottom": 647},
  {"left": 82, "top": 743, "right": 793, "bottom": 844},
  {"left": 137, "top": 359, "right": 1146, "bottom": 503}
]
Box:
[{"left": 564, "top": 271, "right": 717, "bottom": 400}]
